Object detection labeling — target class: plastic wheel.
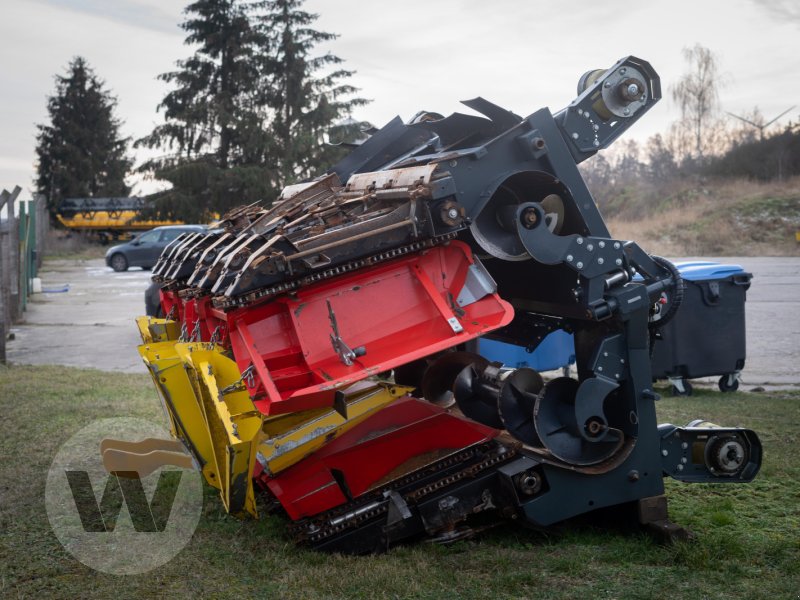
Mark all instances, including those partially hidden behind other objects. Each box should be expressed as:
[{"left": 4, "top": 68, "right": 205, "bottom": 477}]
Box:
[
  {"left": 718, "top": 375, "right": 740, "bottom": 393},
  {"left": 671, "top": 380, "right": 693, "bottom": 397},
  {"left": 110, "top": 253, "right": 129, "bottom": 272}
]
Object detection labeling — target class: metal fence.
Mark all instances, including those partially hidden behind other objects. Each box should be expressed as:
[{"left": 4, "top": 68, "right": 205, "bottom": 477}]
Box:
[{"left": 1, "top": 186, "right": 48, "bottom": 364}]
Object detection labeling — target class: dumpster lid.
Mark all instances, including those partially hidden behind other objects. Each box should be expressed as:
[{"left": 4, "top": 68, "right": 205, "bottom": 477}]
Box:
[
  {"left": 633, "top": 261, "right": 748, "bottom": 282},
  {"left": 673, "top": 261, "right": 747, "bottom": 281}
]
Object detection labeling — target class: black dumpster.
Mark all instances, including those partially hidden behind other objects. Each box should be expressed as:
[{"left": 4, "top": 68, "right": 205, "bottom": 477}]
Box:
[{"left": 651, "top": 261, "right": 752, "bottom": 396}]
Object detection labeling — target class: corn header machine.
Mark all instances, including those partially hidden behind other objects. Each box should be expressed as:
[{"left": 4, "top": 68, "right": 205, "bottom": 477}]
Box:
[{"left": 124, "top": 56, "right": 761, "bottom": 553}]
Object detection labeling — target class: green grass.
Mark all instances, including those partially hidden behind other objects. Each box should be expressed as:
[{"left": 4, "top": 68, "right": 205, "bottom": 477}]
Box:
[{"left": 2, "top": 364, "right": 799, "bottom": 599}]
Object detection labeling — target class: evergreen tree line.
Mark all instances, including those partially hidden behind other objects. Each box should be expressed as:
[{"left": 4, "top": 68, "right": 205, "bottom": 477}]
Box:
[{"left": 35, "top": 0, "right": 367, "bottom": 222}]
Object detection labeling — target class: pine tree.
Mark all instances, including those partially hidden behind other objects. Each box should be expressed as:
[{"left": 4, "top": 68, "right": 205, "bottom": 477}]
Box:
[
  {"left": 138, "top": 0, "right": 368, "bottom": 221},
  {"left": 35, "top": 57, "right": 132, "bottom": 217}
]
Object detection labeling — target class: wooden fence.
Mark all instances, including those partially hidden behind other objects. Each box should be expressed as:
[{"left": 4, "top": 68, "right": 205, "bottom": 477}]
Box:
[{"left": 0, "top": 187, "right": 48, "bottom": 364}]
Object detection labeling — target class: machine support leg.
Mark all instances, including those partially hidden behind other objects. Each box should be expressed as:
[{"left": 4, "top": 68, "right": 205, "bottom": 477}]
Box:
[{"left": 637, "top": 495, "right": 693, "bottom": 543}]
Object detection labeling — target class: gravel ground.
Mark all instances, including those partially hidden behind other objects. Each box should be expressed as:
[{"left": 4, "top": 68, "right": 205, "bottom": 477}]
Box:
[{"left": 5, "top": 256, "right": 799, "bottom": 390}]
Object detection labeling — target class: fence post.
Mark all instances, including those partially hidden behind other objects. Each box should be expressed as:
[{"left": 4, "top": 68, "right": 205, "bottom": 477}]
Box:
[
  {"left": 1, "top": 187, "right": 22, "bottom": 362},
  {"left": 0, "top": 190, "right": 8, "bottom": 364},
  {"left": 18, "top": 198, "right": 28, "bottom": 312},
  {"left": 8, "top": 187, "right": 21, "bottom": 322},
  {"left": 34, "top": 193, "right": 48, "bottom": 270}
]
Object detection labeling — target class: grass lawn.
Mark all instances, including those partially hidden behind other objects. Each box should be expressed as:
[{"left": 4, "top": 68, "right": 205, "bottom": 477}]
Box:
[{"left": 1, "top": 364, "right": 798, "bottom": 599}]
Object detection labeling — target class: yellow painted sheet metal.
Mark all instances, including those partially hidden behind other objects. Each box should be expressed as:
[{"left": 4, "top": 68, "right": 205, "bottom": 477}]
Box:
[
  {"left": 138, "top": 341, "right": 220, "bottom": 489},
  {"left": 178, "top": 343, "right": 263, "bottom": 517},
  {"left": 256, "top": 383, "right": 410, "bottom": 477},
  {"left": 136, "top": 316, "right": 181, "bottom": 344},
  {"left": 136, "top": 319, "right": 411, "bottom": 519}
]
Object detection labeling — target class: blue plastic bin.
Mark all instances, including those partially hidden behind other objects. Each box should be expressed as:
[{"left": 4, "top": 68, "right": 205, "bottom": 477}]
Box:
[{"left": 478, "top": 330, "right": 576, "bottom": 372}]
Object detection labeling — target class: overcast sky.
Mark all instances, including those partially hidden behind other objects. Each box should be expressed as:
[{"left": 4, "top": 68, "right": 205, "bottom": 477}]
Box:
[{"left": 2, "top": 0, "right": 799, "bottom": 199}]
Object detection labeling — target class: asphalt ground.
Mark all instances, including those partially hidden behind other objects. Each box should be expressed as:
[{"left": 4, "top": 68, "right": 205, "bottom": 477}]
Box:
[{"left": 6, "top": 256, "right": 799, "bottom": 390}]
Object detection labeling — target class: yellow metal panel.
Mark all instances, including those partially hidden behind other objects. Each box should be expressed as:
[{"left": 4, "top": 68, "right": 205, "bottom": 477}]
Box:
[
  {"left": 138, "top": 341, "right": 220, "bottom": 489},
  {"left": 178, "top": 343, "right": 262, "bottom": 517},
  {"left": 256, "top": 383, "right": 410, "bottom": 477},
  {"left": 135, "top": 316, "right": 180, "bottom": 344}
]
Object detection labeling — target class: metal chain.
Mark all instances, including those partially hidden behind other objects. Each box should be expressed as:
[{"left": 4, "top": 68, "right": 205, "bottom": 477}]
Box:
[
  {"left": 218, "top": 364, "right": 256, "bottom": 397},
  {"left": 190, "top": 319, "right": 201, "bottom": 342},
  {"left": 290, "top": 442, "right": 516, "bottom": 544},
  {"left": 208, "top": 325, "right": 222, "bottom": 346},
  {"left": 165, "top": 305, "right": 177, "bottom": 321}
]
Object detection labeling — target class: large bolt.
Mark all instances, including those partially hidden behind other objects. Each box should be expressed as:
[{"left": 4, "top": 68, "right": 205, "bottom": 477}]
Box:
[
  {"left": 627, "top": 83, "right": 639, "bottom": 97},
  {"left": 521, "top": 207, "right": 539, "bottom": 229},
  {"left": 447, "top": 208, "right": 459, "bottom": 220}
]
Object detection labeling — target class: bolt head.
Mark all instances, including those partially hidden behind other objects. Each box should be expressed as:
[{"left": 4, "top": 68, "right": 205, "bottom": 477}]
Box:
[
  {"left": 576, "top": 261, "right": 584, "bottom": 269},
  {"left": 447, "top": 208, "right": 458, "bottom": 219},
  {"left": 627, "top": 83, "right": 639, "bottom": 96}
]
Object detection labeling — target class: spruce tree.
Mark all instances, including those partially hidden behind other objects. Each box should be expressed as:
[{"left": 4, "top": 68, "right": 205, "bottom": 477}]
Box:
[
  {"left": 256, "top": 0, "right": 368, "bottom": 184},
  {"left": 139, "top": 0, "right": 367, "bottom": 221},
  {"left": 137, "top": 0, "right": 272, "bottom": 221},
  {"left": 35, "top": 57, "right": 132, "bottom": 217}
]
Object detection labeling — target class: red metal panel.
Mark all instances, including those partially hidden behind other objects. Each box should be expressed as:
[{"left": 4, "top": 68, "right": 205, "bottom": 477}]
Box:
[
  {"left": 265, "top": 397, "right": 499, "bottom": 519},
  {"left": 227, "top": 242, "right": 513, "bottom": 415}
]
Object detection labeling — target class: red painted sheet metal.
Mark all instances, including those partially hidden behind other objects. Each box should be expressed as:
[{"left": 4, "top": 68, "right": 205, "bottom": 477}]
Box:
[
  {"left": 265, "top": 397, "right": 499, "bottom": 520},
  {"left": 159, "top": 289, "right": 183, "bottom": 322},
  {"left": 227, "top": 241, "right": 514, "bottom": 415}
]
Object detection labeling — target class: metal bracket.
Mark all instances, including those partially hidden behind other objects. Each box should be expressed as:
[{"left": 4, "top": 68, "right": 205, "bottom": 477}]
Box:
[
  {"left": 456, "top": 258, "right": 498, "bottom": 308},
  {"left": 327, "top": 300, "right": 366, "bottom": 366}
]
